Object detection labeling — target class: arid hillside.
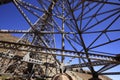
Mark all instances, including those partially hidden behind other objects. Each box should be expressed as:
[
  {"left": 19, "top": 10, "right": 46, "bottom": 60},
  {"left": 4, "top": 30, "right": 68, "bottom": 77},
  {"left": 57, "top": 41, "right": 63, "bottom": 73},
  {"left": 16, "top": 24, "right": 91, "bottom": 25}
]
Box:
[
  {"left": 0, "top": 33, "right": 112, "bottom": 80},
  {"left": 0, "top": 33, "right": 18, "bottom": 52},
  {"left": 0, "top": 33, "right": 18, "bottom": 42}
]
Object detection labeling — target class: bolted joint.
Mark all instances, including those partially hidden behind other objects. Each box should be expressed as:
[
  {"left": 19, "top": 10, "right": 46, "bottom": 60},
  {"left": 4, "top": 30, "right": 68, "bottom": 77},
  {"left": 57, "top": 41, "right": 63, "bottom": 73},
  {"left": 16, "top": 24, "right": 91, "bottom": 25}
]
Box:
[{"left": 115, "top": 54, "right": 120, "bottom": 61}]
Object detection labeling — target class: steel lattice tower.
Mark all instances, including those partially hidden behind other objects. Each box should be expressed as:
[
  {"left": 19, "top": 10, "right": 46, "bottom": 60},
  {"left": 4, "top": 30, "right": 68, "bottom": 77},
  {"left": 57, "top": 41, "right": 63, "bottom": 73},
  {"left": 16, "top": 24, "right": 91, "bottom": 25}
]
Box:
[{"left": 0, "top": 0, "right": 120, "bottom": 80}]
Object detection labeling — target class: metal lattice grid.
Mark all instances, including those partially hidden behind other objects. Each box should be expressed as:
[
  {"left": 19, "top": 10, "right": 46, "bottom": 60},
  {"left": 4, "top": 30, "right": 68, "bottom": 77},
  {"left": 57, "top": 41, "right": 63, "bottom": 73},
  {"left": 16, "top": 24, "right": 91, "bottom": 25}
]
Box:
[{"left": 0, "top": 0, "right": 120, "bottom": 80}]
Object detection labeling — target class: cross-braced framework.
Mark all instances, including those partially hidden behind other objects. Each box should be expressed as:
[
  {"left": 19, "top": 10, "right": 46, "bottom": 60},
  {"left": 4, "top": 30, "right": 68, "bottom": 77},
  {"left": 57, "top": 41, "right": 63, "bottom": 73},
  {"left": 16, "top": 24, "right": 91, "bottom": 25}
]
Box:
[{"left": 0, "top": 0, "right": 120, "bottom": 80}]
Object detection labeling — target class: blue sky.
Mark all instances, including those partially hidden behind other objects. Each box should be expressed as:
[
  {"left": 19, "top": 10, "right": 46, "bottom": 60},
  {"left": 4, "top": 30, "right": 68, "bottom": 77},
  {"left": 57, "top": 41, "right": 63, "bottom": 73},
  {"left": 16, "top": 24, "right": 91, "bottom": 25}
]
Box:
[
  {"left": 0, "top": 1, "right": 120, "bottom": 80},
  {"left": 0, "top": 2, "right": 29, "bottom": 30}
]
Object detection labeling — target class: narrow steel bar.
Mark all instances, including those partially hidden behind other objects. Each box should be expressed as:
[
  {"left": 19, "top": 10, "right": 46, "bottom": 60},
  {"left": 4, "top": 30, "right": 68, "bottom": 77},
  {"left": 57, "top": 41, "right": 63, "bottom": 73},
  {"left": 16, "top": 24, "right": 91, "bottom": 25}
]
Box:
[
  {"left": 82, "top": 1, "right": 105, "bottom": 31},
  {"left": 83, "top": 7, "right": 120, "bottom": 20},
  {"left": 97, "top": 64, "right": 118, "bottom": 73},
  {"left": 0, "top": 41, "right": 118, "bottom": 62},
  {"left": 83, "top": 29, "right": 120, "bottom": 34},
  {"left": 19, "top": 0, "right": 45, "bottom": 12},
  {"left": 65, "top": 61, "right": 118, "bottom": 68},
  {"left": 18, "top": 1, "right": 40, "bottom": 18},
  {"left": 86, "top": 0, "right": 120, "bottom": 6},
  {"left": 14, "top": 0, "right": 61, "bottom": 66},
  {"left": 84, "top": 10, "right": 120, "bottom": 32},
  {"left": 67, "top": 0, "right": 95, "bottom": 74},
  {"left": 90, "top": 38, "right": 120, "bottom": 49},
  {"left": 0, "top": 30, "right": 78, "bottom": 34},
  {"left": 61, "top": 0, "right": 65, "bottom": 63},
  {"left": 87, "top": 14, "right": 120, "bottom": 49},
  {"left": 0, "top": 52, "right": 119, "bottom": 69},
  {"left": 99, "top": 72, "right": 120, "bottom": 75}
]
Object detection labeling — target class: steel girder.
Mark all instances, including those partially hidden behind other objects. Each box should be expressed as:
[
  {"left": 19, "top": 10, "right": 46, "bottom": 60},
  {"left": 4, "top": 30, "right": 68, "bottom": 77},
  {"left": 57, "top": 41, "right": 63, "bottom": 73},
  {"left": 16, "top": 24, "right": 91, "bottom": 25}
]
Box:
[{"left": 0, "top": 0, "right": 120, "bottom": 79}]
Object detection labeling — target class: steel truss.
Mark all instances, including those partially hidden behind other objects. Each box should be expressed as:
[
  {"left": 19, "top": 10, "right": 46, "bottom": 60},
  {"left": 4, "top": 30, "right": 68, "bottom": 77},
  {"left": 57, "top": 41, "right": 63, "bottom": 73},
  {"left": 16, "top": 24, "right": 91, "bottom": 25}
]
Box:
[{"left": 0, "top": 0, "right": 120, "bottom": 80}]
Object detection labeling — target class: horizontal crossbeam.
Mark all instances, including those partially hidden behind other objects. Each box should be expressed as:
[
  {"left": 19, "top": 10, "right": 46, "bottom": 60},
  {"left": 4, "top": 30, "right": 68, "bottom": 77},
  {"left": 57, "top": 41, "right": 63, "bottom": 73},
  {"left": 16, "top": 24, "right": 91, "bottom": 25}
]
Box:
[
  {"left": 65, "top": 61, "right": 118, "bottom": 68},
  {"left": 86, "top": 0, "right": 120, "bottom": 5},
  {"left": 99, "top": 72, "right": 120, "bottom": 75},
  {"left": 0, "top": 41, "right": 119, "bottom": 62},
  {"left": 1, "top": 51, "right": 119, "bottom": 70},
  {"left": 0, "top": 30, "right": 78, "bottom": 34}
]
